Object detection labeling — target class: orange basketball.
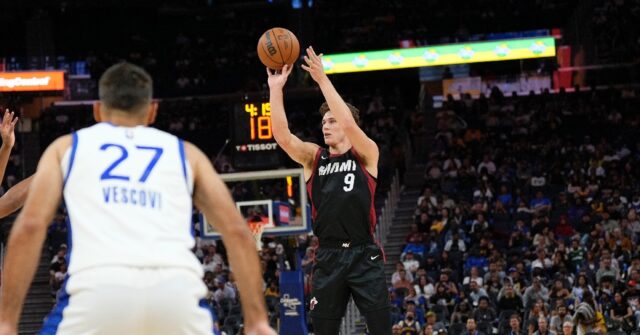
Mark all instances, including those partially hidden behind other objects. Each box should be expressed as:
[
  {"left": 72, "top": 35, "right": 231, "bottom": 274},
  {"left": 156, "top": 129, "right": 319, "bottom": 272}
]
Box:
[{"left": 257, "top": 27, "right": 300, "bottom": 70}]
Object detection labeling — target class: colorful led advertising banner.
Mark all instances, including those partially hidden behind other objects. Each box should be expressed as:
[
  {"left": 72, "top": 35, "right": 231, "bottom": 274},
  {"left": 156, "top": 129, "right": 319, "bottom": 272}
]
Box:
[
  {"left": 322, "top": 37, "right": 556, "bottom": 74},
  {"left": 0, "top": 71, "right": 65, "bottom": 92}
]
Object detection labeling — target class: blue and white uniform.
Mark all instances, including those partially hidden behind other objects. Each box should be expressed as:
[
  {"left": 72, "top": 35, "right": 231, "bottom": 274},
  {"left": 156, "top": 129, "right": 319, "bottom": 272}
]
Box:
[{"left": 40, "top": 123, "right": 212, "bottom": 335}]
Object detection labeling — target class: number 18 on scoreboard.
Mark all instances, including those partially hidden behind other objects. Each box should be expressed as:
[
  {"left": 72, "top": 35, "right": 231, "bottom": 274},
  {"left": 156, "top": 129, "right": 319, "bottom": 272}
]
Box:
[
  {"left": 232, "top": 100, "right": 280, "bottom": 169},
  {"left": 245, "top": 102, "right": 272, "bottom": 140}
]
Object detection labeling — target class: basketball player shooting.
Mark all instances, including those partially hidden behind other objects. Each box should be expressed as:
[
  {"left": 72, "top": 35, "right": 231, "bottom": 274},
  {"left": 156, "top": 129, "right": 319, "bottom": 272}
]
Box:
[
  {"left": 0, "top": 63, "right": 275, "bottom": 335},
  {"left": 267, "top": 47, "right": 391, "bottom": 335}
]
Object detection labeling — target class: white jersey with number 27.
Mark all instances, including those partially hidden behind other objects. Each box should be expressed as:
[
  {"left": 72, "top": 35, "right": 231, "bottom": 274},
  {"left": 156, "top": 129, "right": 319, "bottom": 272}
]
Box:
[{"left": 61, "top": 122, "right": 202, "bottom": 277}]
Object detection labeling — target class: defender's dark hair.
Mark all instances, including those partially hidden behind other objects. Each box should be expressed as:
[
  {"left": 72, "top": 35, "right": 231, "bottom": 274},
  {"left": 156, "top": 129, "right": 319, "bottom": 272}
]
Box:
[
  {"left": 319, "top": 102, "right": 360, "bottom": 124},
  {"left": 98, "top": 62, "right": 153, "bottom": 114}
]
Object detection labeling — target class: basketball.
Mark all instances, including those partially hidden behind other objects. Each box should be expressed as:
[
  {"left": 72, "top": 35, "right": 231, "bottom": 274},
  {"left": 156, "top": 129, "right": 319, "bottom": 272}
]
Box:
[{"left": 257, "top": 27, "right": 300, "bottom": 70}]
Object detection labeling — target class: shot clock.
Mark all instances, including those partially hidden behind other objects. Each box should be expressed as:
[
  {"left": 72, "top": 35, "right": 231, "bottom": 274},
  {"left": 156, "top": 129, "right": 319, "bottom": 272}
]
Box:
[{"left": 232, "top": 100, "right": 281, "bottom": 169}]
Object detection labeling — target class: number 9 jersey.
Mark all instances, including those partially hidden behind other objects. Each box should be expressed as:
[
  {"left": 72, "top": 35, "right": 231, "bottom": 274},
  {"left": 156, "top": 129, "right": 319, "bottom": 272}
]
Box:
[
  {"left": 306, "top": 148, "right": 377, "bottom": 244},
  {"left": 61, "top": 122, "right": 202, "bottom": 277}
]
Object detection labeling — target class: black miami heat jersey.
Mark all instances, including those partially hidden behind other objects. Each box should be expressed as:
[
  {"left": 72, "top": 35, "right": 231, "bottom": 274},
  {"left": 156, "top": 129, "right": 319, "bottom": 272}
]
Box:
[{"left": 306, "top": 148, "right": 377, "bottom": 243}]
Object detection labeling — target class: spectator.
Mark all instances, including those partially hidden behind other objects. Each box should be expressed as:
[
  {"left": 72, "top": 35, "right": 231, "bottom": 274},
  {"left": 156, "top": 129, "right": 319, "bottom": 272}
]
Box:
[
  {"left": 609, "top": 291, "right": 635, "bottom": 332},
  {"left": 444, "top": 232, "right": 466, "bottom": 253},
  {"left": 437, "top": 271, "right": 459, "bottom": 297},
  {"left": 414, "top": 275, "right": 435, "bottom": 301},
  {"left": 571, "top": 274, "right": 594, "bottom": 303},
  {"left": 567, "top": 239, "right": 585, "bottom": 272},
  {"left": 549, "top": 305, "right": 571, "bottom": 334},
  {"left": 508, "top": 314, "right": 524, "bottom": 335},
  {"left": 397, "top": 311, "right": 421, "bottom": 335},
  {"left": 530, "top": 191, "right": 552, "bottom": 214},
  {"left": 607, "top": 227, "right": 633, "bottom": 252},
  {"left": 548, "top": 279, "right": 572, "bottom": 305},
  {"left": 430, "top": 209, "right": 450, "bottom": 234},
  {"left": 450, "top": 297, "right": 474, "bottom": 324},
  {"left": 407, "top": 223, "right": 423, "bottom": 243},
  {"left": 393, "top": 262, "right": 415, "bottom": 286},
  {"left": 561, "top": 321, "right": 573, "bottom": 335},
  {"left": 462, "top": 318, "right": 484, "bottom": 335},
  {"left": 482, "top": 262, "right": 505, "bottom": 284},
  {"left": 498, "top": 283, "right": 524, "bottom": 314},
  {"left": 468, "top": 280, "right": 489, "bottom": 305},
  {"left": 405, "top": 300, "right": 426, "bottom": 326},
  {"left": 424, "top": 310, "right": 445, "bottom": 331},
  {"left": 403, "top": 251, "right": 421, "bottom": 275},
  {"left": 533, "top": 317, "right": 556, "bottom": 335},
  {"left": 212, "top": 278, "right": 236, "bottom": 303},
  {"left": 430, "top": 283, "right": 455, "bottom": 311},
  {"left": 264, "top": 281, "right": 279, "bottom": 299},
  {"left": 50, "top": 246, "right": 67, "bottom": 265},
  {"left": 497, "top": 185, "right": 513, "bottom": 208},
  {"left": 403, "top": 236, "right": 426, "bottom": 259},
  {"left": 523, "top": 277, "right": 549, "bottom": 309},
  {"left": 422, "top": 325, "right": 436, "bottom": 335},
  {"left": 595, "top": 255, "right": 618, "bottom": 284},
  {"left": 50, "top": 263, "right": 67, "bottom": 294},
  {"left": 553, "top": 216, "right": 574, "bottom": 241},
  {"left": 463, "top": 267, "right": 484, "bottom": 287},
  {"left": 416, "top": 213, "right": 431, "bottom": 233},
  {"left": 472, "top": 296, "right": 496, "bottom": 325},
  {"left": 531, "top": 249, "right": 553, "bottom": 273},
  {"left": 301, "top": 247, "right": 315, "bottom": 275},
  {"left": 202, "top": 254, "right": 219, "bottom": 273},
  {"left": 405, "top": 288, "right": 423, "bottom": 307},
  {"left": 477, "top": 154, "right": 496, "bottom": 176},
  {"left": 394, "top": 269, "right": 414, "bottom": 290}
]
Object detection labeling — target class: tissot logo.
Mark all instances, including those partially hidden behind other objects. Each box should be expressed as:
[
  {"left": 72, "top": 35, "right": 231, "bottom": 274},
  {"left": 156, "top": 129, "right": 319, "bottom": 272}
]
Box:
[{"left": 235, "top": 143, "right": 278, "bottom": 152}]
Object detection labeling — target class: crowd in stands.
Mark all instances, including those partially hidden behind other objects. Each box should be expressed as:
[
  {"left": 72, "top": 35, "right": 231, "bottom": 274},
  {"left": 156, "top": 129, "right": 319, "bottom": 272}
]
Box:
[{"left": 390, "top": 86, "right": 640, "bottom": 334}]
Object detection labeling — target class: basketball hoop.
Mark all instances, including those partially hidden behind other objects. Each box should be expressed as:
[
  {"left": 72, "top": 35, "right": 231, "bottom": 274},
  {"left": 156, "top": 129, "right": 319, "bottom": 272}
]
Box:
[{"left": 248, "top": 222, "right": 266, "bottom": 251}]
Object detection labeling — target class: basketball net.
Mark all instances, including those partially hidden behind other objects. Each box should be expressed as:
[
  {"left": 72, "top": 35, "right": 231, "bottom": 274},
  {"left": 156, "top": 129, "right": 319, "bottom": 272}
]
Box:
[{"left": 248, "top": 222, "right": 265, "bottom": 251}]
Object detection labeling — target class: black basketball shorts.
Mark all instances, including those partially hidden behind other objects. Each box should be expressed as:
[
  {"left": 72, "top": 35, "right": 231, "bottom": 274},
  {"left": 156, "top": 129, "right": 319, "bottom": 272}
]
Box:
[{"left": 309, "top": 243, "right": 390, "bottom": 319}]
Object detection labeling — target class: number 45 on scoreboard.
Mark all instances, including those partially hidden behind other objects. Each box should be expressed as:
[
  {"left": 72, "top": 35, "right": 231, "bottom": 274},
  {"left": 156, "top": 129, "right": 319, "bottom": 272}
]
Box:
[{"left": 245, "top": 102, "right": 272, "bottom": 140}]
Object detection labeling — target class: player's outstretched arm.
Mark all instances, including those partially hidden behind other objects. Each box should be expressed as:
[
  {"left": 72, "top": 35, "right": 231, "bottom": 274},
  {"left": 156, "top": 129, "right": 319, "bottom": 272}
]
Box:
[
  {"left": 266, "top": 65, "right": 319, "bottom": 171},
  {"left": 0, "top": 110, "right": 19, "bottom": 185},
  {"left": 301, "top": 47, "right": 379, "bottom": 171},
  {"left": 186, "top": 142, "right": 275, "bottom": 335},
  {"left": 0, "top": 175, "right": 33, "bottom": 219},
  {"left": 0, "top": 136, "right": 69, "bottom": 334}
]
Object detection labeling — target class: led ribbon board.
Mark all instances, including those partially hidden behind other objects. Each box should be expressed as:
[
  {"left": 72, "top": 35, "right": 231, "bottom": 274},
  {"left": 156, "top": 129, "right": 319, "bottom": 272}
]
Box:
[
  {"left": 0, "top": 71, "right": 65, "bottom": 92},
  {"left": 322, "top": 37, "right": 556, "bottom": 74}
]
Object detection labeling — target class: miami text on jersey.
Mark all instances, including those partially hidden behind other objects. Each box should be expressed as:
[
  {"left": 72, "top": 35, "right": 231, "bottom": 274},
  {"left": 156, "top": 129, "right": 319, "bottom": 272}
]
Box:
[{"left": 318, "top": 159, "right": 357, "bottom": 176}]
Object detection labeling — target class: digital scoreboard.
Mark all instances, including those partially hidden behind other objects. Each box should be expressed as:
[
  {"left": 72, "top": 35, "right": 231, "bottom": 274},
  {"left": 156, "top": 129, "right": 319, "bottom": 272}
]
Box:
[{"left": 232, "top": 100, "right": 280, "bottom": 169}]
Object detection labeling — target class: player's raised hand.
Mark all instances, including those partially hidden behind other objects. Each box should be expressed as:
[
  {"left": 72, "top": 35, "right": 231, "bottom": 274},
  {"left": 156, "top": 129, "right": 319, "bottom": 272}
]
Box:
[
  {"left": 266, "top": 64, "right": 293, "bottom": 90},
  {"left": 301, "top": 46, "right": 327, "bottom": 84},
  {"left": 246, "top": 321, "right": 277, "bottom": 335},
  {"left": 0, "top": 109, "right": 18, "bottom": 149}
]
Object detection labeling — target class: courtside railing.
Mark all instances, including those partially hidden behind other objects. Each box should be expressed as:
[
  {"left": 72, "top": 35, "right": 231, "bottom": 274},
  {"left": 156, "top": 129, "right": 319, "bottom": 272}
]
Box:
[
  {"left": 340, "top": 169, "right": 402, "bottom": 334},
  {"left": 376, "top": 169, "right": 401, "bottom": 246}
]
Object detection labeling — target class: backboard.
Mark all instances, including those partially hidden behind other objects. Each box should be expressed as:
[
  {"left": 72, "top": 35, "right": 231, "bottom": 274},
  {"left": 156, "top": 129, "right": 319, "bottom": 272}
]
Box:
[{"left": 200, "top": 168, "right": 311, "bottom": 238}]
